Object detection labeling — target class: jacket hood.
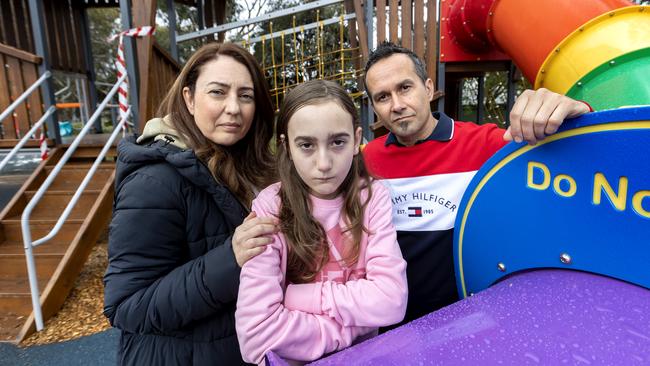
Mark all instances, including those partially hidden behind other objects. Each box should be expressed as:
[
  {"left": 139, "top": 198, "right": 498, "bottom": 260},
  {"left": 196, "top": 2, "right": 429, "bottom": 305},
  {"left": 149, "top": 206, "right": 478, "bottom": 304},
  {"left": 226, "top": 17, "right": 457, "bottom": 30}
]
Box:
[
  {"left": 136, "top": 116, "right": 189, "bottom": 150},
  {"left": 115, "top": 120, "right": 247, "bottom": 218}
]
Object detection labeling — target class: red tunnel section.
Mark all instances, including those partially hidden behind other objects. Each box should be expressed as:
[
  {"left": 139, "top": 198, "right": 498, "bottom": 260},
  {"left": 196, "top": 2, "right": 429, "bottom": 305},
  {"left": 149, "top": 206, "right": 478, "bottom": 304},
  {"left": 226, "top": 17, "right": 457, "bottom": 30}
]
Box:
[{"left": 444, "top": 0, "right": 633, "bottom": 82}]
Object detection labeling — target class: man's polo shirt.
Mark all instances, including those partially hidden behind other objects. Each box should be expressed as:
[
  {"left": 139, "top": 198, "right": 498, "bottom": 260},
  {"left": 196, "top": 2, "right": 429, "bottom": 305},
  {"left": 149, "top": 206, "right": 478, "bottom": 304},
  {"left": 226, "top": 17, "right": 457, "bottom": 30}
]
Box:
[
  {"left": 363, "top": 112, "right": 507, "bottom": 324},
  {"left": 384, "top": 111, "right": 454, "bottom": 146}
]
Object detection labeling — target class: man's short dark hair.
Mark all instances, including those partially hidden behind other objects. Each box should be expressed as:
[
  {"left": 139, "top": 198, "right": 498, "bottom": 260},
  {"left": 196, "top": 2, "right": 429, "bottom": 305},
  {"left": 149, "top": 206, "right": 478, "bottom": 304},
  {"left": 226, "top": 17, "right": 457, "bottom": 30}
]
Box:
[{"left": 364, "top": 41, "right": 429, "bottom": 97}]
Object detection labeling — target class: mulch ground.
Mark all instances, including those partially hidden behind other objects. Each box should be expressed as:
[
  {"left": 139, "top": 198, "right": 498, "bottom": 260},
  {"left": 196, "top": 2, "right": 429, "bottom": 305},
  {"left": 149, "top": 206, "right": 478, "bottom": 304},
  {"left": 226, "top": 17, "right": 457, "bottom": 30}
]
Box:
[{"left": 20, "top": 231, "right": 111, "bottom": 347}]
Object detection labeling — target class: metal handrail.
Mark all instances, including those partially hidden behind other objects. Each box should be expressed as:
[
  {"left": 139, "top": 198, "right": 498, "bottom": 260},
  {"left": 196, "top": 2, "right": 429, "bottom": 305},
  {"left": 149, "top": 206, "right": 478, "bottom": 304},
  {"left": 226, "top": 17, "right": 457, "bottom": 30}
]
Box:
[
  {"left": 22, "top": 73, "right": 127, "bottom": 330},
  {"left": 0, "top": 71, "right": 52, "bottom": 124},
  {"left": 0, "top": 106, "right": 56, "bottom": 173}
]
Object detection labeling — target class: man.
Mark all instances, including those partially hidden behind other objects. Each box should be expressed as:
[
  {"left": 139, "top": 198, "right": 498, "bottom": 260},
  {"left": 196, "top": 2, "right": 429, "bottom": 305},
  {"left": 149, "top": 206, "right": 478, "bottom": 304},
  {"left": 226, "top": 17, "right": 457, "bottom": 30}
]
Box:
[{"left": 362, "top": 42, "right": 591, "bottom": 325}]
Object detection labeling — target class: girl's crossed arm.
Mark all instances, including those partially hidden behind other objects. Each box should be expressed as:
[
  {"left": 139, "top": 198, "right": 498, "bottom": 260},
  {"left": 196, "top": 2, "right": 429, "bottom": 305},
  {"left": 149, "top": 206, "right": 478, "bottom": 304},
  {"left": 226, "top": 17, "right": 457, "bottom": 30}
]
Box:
[
  {"left": 235, "top": 194, "right": 371, "bottom": 364},
  {"left": 283, "top": 182, "right": 408, "bottom": 327}
]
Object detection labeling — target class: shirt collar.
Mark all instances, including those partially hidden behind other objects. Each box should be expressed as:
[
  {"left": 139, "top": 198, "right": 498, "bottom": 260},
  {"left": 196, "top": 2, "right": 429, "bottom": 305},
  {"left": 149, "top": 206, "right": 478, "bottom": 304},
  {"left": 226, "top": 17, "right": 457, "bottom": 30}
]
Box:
[{"left": 385, "top": 111, "right": 454, "bottom": 146}]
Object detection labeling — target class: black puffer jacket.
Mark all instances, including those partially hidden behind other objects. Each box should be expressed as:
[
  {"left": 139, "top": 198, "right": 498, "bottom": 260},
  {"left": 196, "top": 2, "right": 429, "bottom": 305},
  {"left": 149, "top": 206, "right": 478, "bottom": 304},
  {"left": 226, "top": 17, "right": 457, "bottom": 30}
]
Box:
[{"left": 104, "top": 121, "right": 249, "bottom": 365}]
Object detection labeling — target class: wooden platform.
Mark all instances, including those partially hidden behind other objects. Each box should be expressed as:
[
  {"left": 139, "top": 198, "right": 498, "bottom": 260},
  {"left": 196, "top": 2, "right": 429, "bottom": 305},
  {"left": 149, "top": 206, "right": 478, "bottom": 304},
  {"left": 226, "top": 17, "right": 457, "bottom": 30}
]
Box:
[{"left": 0, "top": 145, "right": 116, "bottom": 343}]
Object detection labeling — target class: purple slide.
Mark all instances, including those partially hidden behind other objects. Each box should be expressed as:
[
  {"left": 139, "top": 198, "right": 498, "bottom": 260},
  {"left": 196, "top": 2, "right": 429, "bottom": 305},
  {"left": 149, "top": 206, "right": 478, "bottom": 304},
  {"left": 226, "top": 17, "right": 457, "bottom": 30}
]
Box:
[{"left": 267, "top": 269, "right": 650, "bottom": 365}]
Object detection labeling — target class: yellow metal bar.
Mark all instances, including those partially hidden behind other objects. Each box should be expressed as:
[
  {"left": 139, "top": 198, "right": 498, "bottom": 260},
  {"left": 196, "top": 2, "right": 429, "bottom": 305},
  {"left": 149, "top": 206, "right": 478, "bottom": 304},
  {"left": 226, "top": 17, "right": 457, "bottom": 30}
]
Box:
[
  {"left": 292, "top": 16, "right": 299, "bottom": 84},
  {"left": 261, "top": 37, "right": 266, "bottom": 71},
  {"left": 316, "top": 10, "right": 322, "bottom": 79},
  {"left": 269, "top": 22, "right": 279, "bottom": 110},
  {"left": 320, "top": 21, "right": 325, "bottom": 78},
  {"left": 281, "top": 32, "right": 286, "bottom": 98},
  {"left": 339, "top": 14, "right": 345, "bottom": 85},
  {"left": 300, "top": 26, "right": 305, "bottom": 82}
]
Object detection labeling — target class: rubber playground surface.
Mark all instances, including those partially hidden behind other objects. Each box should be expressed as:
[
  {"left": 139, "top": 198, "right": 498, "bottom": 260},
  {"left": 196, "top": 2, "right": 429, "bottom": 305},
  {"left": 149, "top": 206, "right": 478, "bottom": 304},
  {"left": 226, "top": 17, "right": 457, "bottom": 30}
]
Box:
[{"left": 0, "top": 328, "right": 118, "bottom": 366}]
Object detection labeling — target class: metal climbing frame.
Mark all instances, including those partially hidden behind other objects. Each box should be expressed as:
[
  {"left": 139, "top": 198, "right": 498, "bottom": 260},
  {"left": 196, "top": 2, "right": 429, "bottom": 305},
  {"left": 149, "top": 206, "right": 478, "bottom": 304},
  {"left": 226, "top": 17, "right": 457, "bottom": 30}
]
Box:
[{"left": 176, "top": 0, "right": 369, "bottom": 134}]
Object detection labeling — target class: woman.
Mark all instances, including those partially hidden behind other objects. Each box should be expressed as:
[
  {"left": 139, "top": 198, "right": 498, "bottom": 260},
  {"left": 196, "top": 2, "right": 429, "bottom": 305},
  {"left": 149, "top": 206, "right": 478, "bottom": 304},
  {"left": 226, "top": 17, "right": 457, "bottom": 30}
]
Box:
[{"left": 103, "top": 43, "right": 278, "bottom": 365}]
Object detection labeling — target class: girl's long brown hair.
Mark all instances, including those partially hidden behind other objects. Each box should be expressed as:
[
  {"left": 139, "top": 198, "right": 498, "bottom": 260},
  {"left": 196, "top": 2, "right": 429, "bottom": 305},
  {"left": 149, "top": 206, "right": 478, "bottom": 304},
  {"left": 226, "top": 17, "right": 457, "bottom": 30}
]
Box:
[
  {"left": 276, "top": 80, "right": 373, "bottom": 284},
  {"left": 157, "top": 43, "right": 276, "bottom": 207}
]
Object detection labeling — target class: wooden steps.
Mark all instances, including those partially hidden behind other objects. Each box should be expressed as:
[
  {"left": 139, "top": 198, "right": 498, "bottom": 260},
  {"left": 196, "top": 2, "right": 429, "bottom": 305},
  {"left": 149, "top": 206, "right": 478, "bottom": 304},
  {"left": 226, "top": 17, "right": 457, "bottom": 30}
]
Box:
[{"left": 0, "top": 145, "right": 116, "bottom": 343}]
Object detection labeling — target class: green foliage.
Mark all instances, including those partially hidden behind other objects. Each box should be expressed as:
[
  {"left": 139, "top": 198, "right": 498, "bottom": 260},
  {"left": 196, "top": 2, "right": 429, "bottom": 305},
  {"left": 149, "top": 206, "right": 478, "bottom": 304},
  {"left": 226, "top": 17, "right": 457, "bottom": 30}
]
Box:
[
  {"left": 86, "top": 1, "right": 239, "bottom": 89},
  {"left": 87, "top": 8, "right": 121, "bottom": 92},
  {"left": 460, "top": 71, "right": 532, "bottom": 127}
]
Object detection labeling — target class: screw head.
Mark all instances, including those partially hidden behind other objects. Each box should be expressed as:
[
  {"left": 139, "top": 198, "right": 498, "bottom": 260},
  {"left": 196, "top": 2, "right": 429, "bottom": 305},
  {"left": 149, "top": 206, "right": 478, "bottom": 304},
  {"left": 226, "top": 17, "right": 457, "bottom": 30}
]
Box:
[
  {"left": 560, "top": 253, "right": 572, "bottom": 264},
  {"left": 497, "top": 262, "right": 506, "bottom": 272},
  {"left": 609, "top": 60, "right": 616, "bottom": 66}
]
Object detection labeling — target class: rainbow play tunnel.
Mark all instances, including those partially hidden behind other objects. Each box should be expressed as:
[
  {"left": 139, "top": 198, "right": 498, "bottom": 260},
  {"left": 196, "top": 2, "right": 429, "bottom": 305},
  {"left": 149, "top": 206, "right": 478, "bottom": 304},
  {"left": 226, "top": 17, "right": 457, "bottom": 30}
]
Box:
[{"left": 446, "top": 0, "right": 650, "bottom": 110}]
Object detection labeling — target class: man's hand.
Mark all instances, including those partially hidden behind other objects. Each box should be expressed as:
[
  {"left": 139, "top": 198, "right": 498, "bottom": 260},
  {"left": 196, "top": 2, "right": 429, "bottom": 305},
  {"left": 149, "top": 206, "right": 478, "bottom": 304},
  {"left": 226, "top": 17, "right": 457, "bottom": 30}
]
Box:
[{"left": 504, "top": 88, "right": 591, "bottom": 145}]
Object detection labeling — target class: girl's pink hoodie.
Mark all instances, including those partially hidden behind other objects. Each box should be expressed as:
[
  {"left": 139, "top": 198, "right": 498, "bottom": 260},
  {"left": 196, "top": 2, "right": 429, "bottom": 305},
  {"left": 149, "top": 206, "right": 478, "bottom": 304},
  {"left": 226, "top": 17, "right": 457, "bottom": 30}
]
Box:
[{"left": 236, "top": 181, "right": 408, "bottom": 365}]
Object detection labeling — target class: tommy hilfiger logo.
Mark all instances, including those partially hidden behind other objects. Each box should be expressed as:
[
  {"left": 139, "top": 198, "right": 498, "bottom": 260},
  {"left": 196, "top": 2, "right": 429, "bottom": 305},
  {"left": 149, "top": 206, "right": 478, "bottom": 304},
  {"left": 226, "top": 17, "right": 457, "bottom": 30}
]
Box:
[{"left": 408, "top": 207, "right": 422, "bottom": 217}]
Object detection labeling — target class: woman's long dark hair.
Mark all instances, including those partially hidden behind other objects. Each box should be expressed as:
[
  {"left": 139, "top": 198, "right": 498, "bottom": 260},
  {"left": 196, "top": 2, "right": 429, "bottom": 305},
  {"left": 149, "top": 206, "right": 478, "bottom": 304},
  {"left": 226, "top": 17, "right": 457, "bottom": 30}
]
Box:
[
  {"left": 276, "top": 80, "right": 373, "bottom": 284},
  {"left": 157, "top": 42, "right": 276, "bottom": 207}
]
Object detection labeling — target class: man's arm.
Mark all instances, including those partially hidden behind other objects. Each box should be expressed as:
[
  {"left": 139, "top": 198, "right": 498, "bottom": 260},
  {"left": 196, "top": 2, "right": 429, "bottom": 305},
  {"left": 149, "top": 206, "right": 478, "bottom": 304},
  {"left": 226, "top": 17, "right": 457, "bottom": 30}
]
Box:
[{"left": 504, "top": 88, "right": 592, "bottom": 145}]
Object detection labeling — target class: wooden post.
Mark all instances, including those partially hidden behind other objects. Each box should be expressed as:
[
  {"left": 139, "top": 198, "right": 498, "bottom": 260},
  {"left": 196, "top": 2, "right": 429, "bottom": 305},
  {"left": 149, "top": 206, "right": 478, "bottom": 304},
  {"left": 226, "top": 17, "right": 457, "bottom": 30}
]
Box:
[
  {"left": 79, "top": 7, "right": 100, "bottom": 132},
  {"left": 131, "top": 0, "right": 156, "bottom": 131},
  {"left": 119, "top": 0, "right": 140, "bottom": 130},
  {"left": 414, "top": 0, "right": 425, "bottom": 59},
  {"left": 167, "top": 0, "right": 179, "bottom": 61},
  {"left": 425, "top": 0, "right": 437, "bottom": 87},
  {"left": 389, "top": 0, "right": 398, "bottom": 43},
  {"left": 376, "top": 0, "right": 386, "bottom": 44},
  {"left": 27, "top": 0, "right": 60, "bottom": 144},
  {"left": 214, "top": 0, "right": 227, "bottom": 42},
  {"left": 401, "top": 0, "right": 412, "bottom": 49}
]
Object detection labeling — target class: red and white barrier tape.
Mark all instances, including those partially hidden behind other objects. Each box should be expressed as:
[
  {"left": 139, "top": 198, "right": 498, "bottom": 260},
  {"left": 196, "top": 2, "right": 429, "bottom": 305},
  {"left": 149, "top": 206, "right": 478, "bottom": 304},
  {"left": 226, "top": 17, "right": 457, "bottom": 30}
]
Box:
[
  {"left": 110, "top": 26, "right": 155, "bottom": 126},
  {"left": 39, "top": 129, "right": 48, "bottom": 160}
]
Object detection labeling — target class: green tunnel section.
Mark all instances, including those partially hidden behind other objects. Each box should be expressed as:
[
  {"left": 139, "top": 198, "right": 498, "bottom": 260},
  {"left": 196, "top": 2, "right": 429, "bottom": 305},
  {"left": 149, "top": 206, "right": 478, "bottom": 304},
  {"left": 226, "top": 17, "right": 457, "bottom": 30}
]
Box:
[{"left": 566, "top": 47, "right": 650, "bottom": 111}]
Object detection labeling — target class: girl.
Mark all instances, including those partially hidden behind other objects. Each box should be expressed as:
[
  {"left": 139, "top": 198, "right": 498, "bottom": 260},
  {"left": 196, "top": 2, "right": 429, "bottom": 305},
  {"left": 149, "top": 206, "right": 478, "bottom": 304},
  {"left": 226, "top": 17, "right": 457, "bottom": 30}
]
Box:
[{"left": 236, "top": 80, "right": 408, "bottom": 364}]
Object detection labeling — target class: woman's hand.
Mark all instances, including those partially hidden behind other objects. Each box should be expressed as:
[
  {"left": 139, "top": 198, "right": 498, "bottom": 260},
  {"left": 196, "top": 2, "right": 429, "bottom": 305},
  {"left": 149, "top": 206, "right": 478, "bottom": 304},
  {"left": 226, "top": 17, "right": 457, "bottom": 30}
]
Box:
[{"left": 233, "top": 211, "right": 279, "bottom": 267}]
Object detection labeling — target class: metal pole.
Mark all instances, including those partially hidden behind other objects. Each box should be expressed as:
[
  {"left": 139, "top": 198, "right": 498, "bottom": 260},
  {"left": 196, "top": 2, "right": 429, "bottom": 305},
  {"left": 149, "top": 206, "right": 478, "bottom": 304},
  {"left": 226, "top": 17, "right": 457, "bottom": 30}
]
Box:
[
  {"left": 80, "top": 8, "right": 101, "bottom": 132},
  {"left": 177, "top": 0, "right": 344, "bottom": 43},
  {"left": 477, "top": 75, "right": 485, "bottom": 124},
  {"left": 436, "top": 0, "right": 445, "bottom": 114},
  {"left": 197, "top": 0, "right": 205, "bottom": 38},
  {"left": 0, "top": 106, "right": 56, "bottom": 173},
  {"left": 0, "top": 72, "right": 51, "bottom": 123},
  {"left": 119, "top": 0, "right": 140, "bottom": 130},
  {"left": 80, "top": 77, "right": 90, "bottom": 125},
  {"left": 167, "top": 0, "right": 179, "bottom": 61},
  {"left": 27, "top": 0, "right": 61, "bottom": 144},
  {"left": 505, "top": 61, "right": 517, "bottom": 128},
  {"left": 363, "top": 0, "right": 375, "bottom": 141},
  {"left": 75, "top": 78, "right": 83, "bottom": 123},
  {"left": 437, "top": 62, "right": 446, "bottom": 113}
]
